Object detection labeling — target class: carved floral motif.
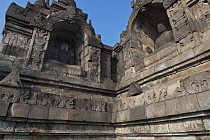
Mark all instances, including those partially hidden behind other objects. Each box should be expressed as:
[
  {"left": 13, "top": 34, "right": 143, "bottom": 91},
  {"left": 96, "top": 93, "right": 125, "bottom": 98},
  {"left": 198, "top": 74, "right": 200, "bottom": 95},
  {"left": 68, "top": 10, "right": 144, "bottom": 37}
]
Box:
[
  {"left": 0, "top": 85, "right": 109, "bottom": 111},
  {"left": 182, "top": 71, "right": 210, "bottom": 94},
  {"left": 115, "top": 71, "right": 210, "bottom": 111}
]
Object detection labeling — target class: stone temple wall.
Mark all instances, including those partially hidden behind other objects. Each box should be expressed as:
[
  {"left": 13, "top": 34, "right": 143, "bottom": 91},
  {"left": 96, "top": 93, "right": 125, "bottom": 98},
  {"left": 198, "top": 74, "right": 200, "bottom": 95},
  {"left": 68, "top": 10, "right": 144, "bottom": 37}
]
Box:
[
  {"left": 113, "top": 0, "right": 210, "bottom": 139},
  {"left": 0, "top": 0, "right": 210, "bottom": 140}
]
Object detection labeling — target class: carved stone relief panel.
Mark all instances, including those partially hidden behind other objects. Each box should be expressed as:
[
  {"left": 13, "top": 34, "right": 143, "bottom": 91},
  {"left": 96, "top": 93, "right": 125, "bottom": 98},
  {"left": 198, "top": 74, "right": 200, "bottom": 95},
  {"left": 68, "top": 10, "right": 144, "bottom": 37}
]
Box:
[
  {"left": 0, "top": 85, "right": 110, "bottom": 112},
  {"left": 0, "top": 86, "right": 74, "bottom": 109},
  {"left": 2, "top": 32, "right": 29, "bottom": 58},
  {"left": 88, "top": 46, "right": 101, "bottom": 82},
  {"left": 167, "top": 1, "right": 200, "bottom": 46},
  {"left": 115, "top": 84, "right": 171, "bottom": 111},
  {"left": 115, "top": 70, "right": 210, "bottom": 112},
  {"left": 26, "top": 28, "right": 50, "bottom": 70},
  {"left": 123, "top": 44, "right": 143, "bottom": 70},
  {"left": 0, "top": 87, "right": 29, "bottom": 104},
  {"left": 182, "top": 71, "right": 210, "bottom": 94},
  {"left": 92, "top": 99, "right": 107, "bottom": 112}
]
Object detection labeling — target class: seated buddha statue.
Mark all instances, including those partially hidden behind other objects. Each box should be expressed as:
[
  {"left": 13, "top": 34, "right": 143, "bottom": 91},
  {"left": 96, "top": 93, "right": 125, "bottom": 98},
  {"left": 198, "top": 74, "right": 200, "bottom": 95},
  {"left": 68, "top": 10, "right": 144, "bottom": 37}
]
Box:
[{"left": 155, "top": 22, "right": 174, "bottom": 49}]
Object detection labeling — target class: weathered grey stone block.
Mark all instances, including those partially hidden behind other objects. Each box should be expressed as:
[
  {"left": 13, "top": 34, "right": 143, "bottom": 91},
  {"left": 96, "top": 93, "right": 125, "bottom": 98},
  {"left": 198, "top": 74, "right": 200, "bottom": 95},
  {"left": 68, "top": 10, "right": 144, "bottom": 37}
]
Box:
[
  {"left": 133, "top": 124, "right": 151, "bottom": 133},
  {"left": 28, "top": 105, "right": 49, "bottom": 119},
  {"left": 69, "top": 125, "right": 86, "bottom": 133},
  {"left": 87, "top": 111, "right": 101, "bottom": 122},
  {"left": 69, "top": 109, "right": 87, "bottom": 121},
  {"left": 155, "top": 60, "right": 171, "bottom": 72},
  {"left": 52, "top": 124, "right": 69, "bottom": 133},
  {"left": 168, "top": 120, "right": 185, "bottom": 133},
  {"left": 197, "top": 92, "right": 210, "bottom": 111},
  {"left": 183, "top": 118, "right": 205, "bottom": 132},
  {"left": 85, "top": 125, "right": 101, "bottom": 133},
  {"left": 165, "top": 98, "right": 180, "bottom": 115},
  {"left": 0, "top": 121, "right": 16, "bottom": 133},
  {"left": 179, "top": 95, "right": 200, "bottom": 113},
  {"left": 202, "top": 116, "right": 210, "bottom": 130},
  {"left": 146, "top": 102, "right": 166, "bottom": 119},
  {"left": 117, "top": 110, "right": 130, "bottom": 122},
  {"left": 10, "top": 103, "right": 30, "bottom": 118},
  {"left": 150, "top": 122, "right": 169, "bottom": 133},
  {"left": 130, "top": 106, "right": 146, "bottom": 121},
  {"left": 101, "top": 112, "right": 112, "bottom": 122},
  {"left": 15, "top": 122, "right": 31, "bottom": 133},
  {"left": 48, "top": 107, "right": 69, "bottom": 120},
  {"left": 171, "top": 49, "right": 195, "bottom": 65},
  {"left": 165, "top": 95, "right": 200, "bottom": 116},
  {"left": 0, "top": 101, "right": 9, "bottom": 117},
  {"left": 31, "top": 123, "right": 52, "bottom": 133},
  {"left": 112, "top": 112, "right": 117, "bottom": 123}
]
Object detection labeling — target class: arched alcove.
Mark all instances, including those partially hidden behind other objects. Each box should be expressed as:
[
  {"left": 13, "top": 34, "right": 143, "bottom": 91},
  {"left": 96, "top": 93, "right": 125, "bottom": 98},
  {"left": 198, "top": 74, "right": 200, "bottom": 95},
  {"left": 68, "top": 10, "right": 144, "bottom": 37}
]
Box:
[
  {"left": 45, "top": 21, "right": 84, "bottom": 66},
  {"left": 132, "top": 3, "right": 171, "bottom": 53}
]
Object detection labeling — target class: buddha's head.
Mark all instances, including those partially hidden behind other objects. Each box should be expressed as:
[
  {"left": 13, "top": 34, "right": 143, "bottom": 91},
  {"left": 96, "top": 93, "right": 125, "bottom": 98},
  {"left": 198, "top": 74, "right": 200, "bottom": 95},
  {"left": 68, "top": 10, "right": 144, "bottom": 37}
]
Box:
[{"left": 157, "top": 22, "right": 168, "bottom": 33}]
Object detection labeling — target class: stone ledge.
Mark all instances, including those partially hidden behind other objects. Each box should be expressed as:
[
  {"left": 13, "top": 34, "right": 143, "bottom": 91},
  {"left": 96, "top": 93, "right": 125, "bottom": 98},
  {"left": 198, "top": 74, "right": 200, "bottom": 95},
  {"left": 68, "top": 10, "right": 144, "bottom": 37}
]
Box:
[
  {"left": 113, "top": 94, "right": 205, "bottom": 123},
  {"left": 28, "top": 105, "right": 49, "bottom": 120}
]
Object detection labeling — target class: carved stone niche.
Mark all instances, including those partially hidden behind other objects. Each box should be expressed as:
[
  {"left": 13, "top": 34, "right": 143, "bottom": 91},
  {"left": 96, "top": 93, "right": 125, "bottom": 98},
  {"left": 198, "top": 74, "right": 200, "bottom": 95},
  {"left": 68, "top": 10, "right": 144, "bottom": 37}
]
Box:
[
  {"left": 131, "top": 3, "right": 173, "bottom": 55},
  {"left": 43, "top": 21, "right": 87, "bottom": 77}
]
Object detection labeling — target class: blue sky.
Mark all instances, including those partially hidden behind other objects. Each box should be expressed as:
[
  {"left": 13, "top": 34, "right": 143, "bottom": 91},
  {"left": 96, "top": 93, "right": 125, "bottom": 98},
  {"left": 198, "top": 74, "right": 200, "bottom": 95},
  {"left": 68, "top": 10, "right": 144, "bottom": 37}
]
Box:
[{"left": 0, "top": 0, "right": 132, "bottom": 46}]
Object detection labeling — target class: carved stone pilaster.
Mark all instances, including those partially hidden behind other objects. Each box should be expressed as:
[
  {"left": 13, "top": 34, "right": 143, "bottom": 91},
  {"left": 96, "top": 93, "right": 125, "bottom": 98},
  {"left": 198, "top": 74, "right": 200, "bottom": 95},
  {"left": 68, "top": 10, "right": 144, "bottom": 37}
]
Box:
[
  {"left": 167, "top": 1, "right": 201, "bottom": 46},
  {"left": 25, "top": 28, "right": 50, "bottom": 70}
]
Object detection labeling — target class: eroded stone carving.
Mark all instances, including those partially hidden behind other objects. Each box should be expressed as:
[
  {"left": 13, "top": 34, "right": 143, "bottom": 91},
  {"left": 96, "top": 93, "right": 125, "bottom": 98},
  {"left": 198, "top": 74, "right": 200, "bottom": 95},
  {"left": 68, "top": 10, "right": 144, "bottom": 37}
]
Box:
[
  {"left": 0, "top": 85, "right": 75, "bottom": 109},
  {"left": 0, "top": 84, "right": 110, "bottom": 112},
  {"left": 88, "top": 46, "right": 101, "bottom": 82},
  {"left": 36, "top": 92, "right": 74, "bottom": 108},
  {"left": 188, "top": 0, "right": 210, "bottom": 33},
  {"left": 0, "top": 88, "right": 30, "bottom": 103},
  {"left": 2, "top": 32, "right": 29, "bottom": 58},
  {"left": 43, "top": 60, "right": 87, "bottom": 77},
  {"left": 182, "top": 71, "right": 210, "bottom": 94},
  {"left": 127, "top": 82, "right": 143, "bottom": 97},
  {"left": 27, "top": 28, "right": 50, "bottom": 70}
]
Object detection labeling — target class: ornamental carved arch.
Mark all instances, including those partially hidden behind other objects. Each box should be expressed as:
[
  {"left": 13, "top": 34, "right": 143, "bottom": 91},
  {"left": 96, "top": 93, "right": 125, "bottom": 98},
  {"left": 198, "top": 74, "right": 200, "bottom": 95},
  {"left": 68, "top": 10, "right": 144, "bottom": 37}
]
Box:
[
  {"left": 129, "top": 2, "right": 173, "bottom": 55},
  {"left": 42, "top": 20, "right": 88, "bottom": 77},
  {"left": 45, "top": 20, "right": 84, "bottom": 66}
]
